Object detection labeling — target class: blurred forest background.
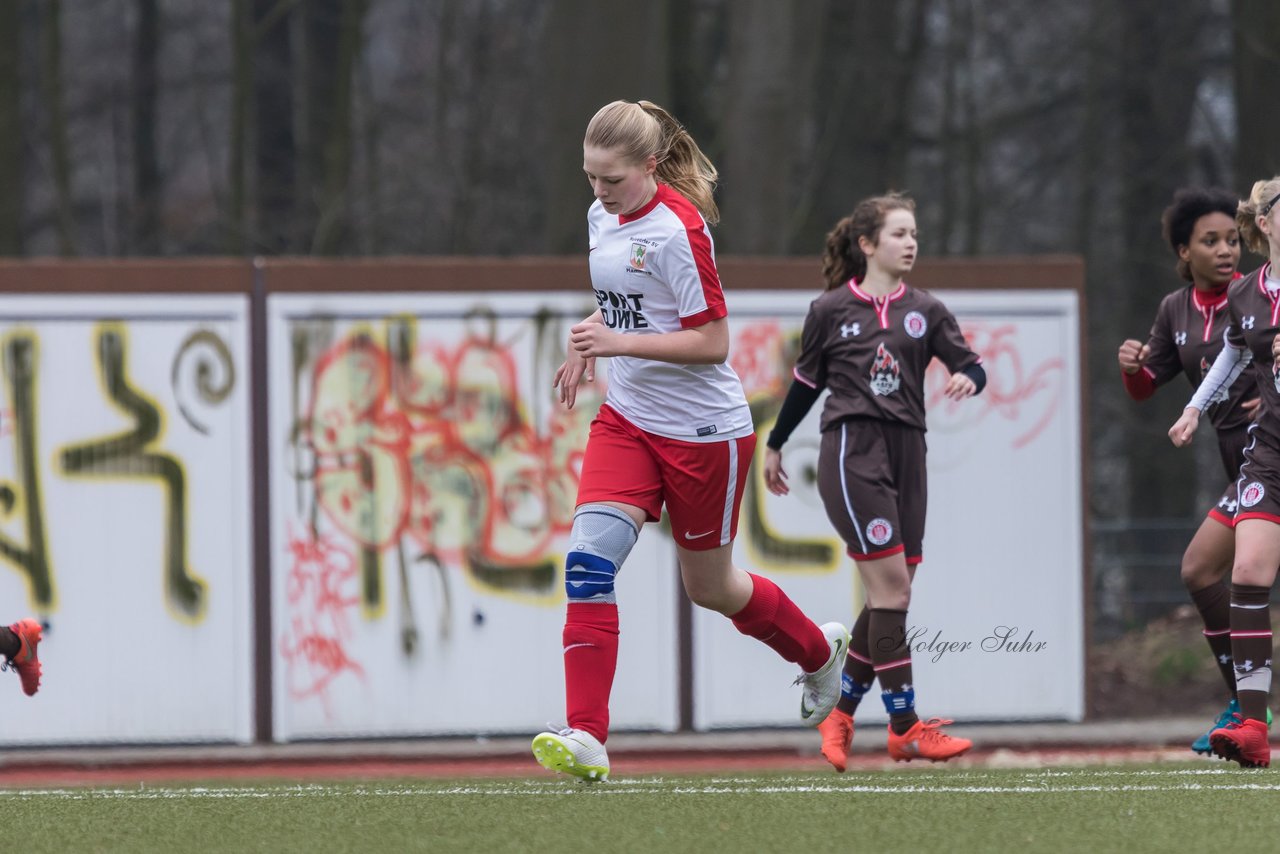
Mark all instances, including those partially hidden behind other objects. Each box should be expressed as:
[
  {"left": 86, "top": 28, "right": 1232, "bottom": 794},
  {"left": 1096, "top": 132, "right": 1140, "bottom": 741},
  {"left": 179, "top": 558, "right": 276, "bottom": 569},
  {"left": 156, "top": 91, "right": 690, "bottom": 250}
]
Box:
[{"left": 1, "top": 0, "right": 1279, "bottom": 636}]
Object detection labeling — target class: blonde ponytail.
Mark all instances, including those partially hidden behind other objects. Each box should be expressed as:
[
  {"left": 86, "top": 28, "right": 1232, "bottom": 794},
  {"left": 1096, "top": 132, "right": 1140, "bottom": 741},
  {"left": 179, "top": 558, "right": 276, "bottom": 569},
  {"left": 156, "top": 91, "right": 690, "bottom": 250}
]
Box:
[
  {"left": 1239, "top": 177, "right": 1280, "bottom": 255},
  {"left": 584, "top": 100, "right": 720, "bottom": 224}
]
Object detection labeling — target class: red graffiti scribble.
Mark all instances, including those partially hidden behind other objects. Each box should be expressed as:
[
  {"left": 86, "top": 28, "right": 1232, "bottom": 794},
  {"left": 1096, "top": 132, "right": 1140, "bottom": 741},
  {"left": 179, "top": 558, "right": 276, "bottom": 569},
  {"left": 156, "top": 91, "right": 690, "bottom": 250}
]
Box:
[
  {"left": 924, "top": 322, "right": 1065, "bottom": 449},
  {"left": 731, "top": 321, "right": 787, "bottom": 398},
  {"left": 297, "top": 320, "right": 604, "bottom": 582},
  {"left": 279, "top": 523, "right": 365, "bottom": 720}
]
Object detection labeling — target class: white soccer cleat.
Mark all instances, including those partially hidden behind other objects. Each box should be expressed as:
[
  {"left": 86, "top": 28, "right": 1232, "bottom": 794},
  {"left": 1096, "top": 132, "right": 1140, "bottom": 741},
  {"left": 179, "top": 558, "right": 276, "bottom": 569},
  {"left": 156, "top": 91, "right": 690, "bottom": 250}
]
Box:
[
  {"left": 796, "top": 622, "right": 851, "bottom": 726},
  {"left": 531, "top": 725, "right": 611, "bottom": 782}
]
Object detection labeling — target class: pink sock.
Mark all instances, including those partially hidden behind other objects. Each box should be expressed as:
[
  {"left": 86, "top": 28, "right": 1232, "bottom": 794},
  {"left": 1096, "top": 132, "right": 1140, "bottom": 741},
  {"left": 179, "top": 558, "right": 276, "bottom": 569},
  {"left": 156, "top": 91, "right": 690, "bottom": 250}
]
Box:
[
  {"left": 729, "top": 573, "right": 829, "bottom": 672},
  {"left": 563, "top": 602, "right": 619, "bottom": 743}
]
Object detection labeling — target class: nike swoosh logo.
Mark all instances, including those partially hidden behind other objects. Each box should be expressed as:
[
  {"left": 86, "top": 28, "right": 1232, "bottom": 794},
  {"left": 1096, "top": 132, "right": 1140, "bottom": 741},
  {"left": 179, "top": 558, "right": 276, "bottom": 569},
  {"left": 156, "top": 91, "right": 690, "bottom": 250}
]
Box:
[
  {"left": 801, "top": 635, "right": 847, "bottom": 719},
  {"left": 684, "top": 529, "right": 715, "bottom": 540}
]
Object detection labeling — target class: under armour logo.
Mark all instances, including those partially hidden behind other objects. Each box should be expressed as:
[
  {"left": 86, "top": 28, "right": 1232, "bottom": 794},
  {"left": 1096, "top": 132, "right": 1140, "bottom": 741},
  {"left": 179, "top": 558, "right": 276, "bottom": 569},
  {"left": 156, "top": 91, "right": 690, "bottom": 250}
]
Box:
[
  {"left": 1219, "top": 497, "right": 1238, "bottom": 512},
  {"left": 840, "top": 322, "right": 861, "bottom": 338},
  {"left": 1240, "top": 659, "right": 1254, "bottom": 672},
  {"left": 1220, "top": 653, "right": 1233, "bottom": 664},
  {"left": 1243, "top": 316, "right": 1256, "bottom": 330},
  {"left": 1174, "top": 331, "right": 1187, "bottom": 345}
]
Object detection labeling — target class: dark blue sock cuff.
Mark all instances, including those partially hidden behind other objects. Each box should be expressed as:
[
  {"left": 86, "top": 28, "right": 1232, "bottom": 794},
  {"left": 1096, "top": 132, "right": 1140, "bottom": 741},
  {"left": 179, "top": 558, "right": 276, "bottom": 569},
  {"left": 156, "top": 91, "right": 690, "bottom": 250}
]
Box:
[{"left": 881, "top": 687, "right": 916, "bottom": 715}]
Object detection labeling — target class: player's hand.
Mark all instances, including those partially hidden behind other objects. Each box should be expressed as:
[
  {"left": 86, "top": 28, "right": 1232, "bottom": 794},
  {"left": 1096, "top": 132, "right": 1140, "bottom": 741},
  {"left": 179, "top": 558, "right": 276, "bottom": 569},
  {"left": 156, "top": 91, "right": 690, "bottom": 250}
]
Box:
[
  {"left": 570, "top": 321, "right": 623, "bottom": 359},
  {"left": 1243, "top": 396, "right": 1262, "bottom": 419},
  {"left": 1118, "top": 339, "right": 1150, "bottom": 375},
  {"left": 943, "top": 372, "right": 977, "bottom": 400},
  {"left": 1169, "top": 407, "right": 1200, "bottom": 447},
  {"left": 763, "top": 447, "right": 789, "bottom": 496},
  {"left": 553, "top": 350, "right": 595, "bottom": 409}
]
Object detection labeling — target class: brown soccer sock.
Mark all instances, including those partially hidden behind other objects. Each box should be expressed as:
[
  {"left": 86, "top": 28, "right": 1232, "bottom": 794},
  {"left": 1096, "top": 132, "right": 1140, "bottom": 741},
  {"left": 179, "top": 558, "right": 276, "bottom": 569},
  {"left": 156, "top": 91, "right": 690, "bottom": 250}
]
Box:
[
  {"left": 1190, "top": 580, "right": 1236, "bottom": 698},
  {"left": 869, "top": 607, "right": 917, "bottom": 734},
  {"left": 836, "top": 607, "right": 876, "bottom": 716},
  {"left": 0, "top": 625, "right": 16, "bottom": 659},
  {"left": 1229, "top": 583, "right": 1273, "bottom": 723}
]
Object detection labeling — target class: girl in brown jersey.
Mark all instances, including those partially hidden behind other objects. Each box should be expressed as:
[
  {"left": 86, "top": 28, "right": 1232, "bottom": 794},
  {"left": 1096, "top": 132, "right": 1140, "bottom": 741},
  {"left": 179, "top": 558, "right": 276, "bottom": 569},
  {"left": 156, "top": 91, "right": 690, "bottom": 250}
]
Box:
[
  {"left": 1118, "top": 187, "right": 1257, "bottom": 755},
  {"left": 763, "top": 192, "right": 985, "bottom": 768},
  {"left": 1170, "top": 176, "right": 1280, "bottom": 767}
]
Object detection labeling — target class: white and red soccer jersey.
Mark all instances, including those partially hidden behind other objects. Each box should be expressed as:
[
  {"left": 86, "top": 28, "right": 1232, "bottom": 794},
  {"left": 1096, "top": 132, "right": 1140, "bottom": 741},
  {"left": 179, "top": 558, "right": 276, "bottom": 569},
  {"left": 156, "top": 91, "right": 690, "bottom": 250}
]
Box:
[{"left": 586, "top": 184, "right": 753, "bottom": 442}]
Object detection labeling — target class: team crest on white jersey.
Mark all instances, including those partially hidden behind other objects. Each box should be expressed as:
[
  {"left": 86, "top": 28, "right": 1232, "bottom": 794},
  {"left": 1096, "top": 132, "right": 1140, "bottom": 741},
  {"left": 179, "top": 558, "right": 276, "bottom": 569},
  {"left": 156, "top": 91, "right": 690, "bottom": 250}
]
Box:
[
  {"left": 869, "top": 343, "right": 901, "bottom": 396},
  {"left": 866, "top": 517, "right": 894, "bottom": 546},
  {"left": 903, "top": 311, "right": 927, "bottom": 339},
  {"left": 1241, "top": 481, "right": 1266, "bottom": 508},
  {"left": 629, "top": 242, "right": 647, "bottom": 270}
]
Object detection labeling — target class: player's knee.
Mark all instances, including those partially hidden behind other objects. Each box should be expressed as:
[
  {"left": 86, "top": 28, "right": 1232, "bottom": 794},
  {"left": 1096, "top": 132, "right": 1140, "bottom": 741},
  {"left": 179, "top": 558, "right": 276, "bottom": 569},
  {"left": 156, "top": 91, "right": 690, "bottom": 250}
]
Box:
[
  {"left": 1231, "top": 559, "right": 1279, "bottom": 589},
  {"left": 565, "top": 504, "right": 640, "bottom": 604},
  {"left": 1179, "top": 552, "right": 1221, "bottom": 590},
  {"left": 681, "top": 576, "right": 721, "bottom": 610},
  {"left": 871, "top": 587, "right": 911, "bottom": 611}
]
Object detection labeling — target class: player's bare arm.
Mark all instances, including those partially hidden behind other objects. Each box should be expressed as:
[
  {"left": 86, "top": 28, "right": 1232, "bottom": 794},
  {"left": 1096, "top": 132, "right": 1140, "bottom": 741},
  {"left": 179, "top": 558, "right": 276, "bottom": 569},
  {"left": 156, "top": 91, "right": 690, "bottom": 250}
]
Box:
[
  {"left": 1169, "top": 407, "right": 1201, "bottom": 447},
  {"left": 762, "top": 447, "right": 789, "bottom": 497},
  {"left": 943, "top": 371, "right": 977, "bottom": 400},
  {"left": 570, "top": 316, "right": 730, "bottom": 365},
  {"left": 554, "top": 309, "right": 602, "bottom": 409}
]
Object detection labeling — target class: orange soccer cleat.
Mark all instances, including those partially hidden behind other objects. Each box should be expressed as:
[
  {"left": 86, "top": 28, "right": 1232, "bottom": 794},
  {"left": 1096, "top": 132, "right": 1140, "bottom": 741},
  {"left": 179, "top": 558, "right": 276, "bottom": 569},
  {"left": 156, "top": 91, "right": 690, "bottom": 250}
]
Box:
[
  {"left": 886, "top": 717, "right": 972, "bottom": 763},
  {"left": 1209, "top": 715, "right": 1271, "bottom": 768},
  {"left": 819, "top": 708, "right": 854, "bottom": 772},
  {"left": 4, "top": 619, "right": 42, "bottom": 697}
]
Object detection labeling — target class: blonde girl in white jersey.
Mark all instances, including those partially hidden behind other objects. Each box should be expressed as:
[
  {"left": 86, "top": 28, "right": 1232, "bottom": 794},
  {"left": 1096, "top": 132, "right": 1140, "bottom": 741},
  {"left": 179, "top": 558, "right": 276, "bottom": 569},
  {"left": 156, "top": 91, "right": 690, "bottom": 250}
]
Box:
[{"left": 531, "top": 100, "right": 848, "bottom": 782}]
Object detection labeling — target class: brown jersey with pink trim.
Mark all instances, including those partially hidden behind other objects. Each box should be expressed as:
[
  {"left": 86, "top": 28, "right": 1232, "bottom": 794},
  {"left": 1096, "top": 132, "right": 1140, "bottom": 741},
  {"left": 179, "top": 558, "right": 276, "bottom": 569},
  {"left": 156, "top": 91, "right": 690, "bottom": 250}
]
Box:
[
  {"left": 1225, "top": 264, "right": 1280, "bottom": 449},
  {"left": 1143, "top": 284, "right": 1254, "bottom": 431},
  {"left": 793, "top": 281, "right": 980, "bottom": 431}
]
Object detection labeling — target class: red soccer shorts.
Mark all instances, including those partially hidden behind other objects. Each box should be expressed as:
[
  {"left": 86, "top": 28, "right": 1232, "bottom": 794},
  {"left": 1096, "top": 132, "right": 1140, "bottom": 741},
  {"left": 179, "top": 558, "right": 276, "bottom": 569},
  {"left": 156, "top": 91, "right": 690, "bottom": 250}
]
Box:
[{"left": 576, "top": 404, "right": 755, "bottom": 551}]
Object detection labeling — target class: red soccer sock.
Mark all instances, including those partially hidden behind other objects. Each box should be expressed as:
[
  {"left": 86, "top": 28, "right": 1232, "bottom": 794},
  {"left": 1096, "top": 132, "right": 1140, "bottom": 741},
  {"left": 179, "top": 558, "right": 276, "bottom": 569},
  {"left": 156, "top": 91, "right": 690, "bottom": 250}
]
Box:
[
  {"left": 563, "top": 602, "right": 619, "bottom": 744},
  {"left": 729, "top": 573, "right": 829, "bottom": 672}
]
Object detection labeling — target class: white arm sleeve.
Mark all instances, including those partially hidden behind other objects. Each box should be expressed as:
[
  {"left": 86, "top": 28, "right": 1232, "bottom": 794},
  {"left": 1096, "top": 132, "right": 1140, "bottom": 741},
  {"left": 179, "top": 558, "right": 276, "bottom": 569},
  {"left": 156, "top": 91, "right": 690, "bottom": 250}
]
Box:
[{"left": 1188, "top": 334, "right": 1251, "bottom": 412}]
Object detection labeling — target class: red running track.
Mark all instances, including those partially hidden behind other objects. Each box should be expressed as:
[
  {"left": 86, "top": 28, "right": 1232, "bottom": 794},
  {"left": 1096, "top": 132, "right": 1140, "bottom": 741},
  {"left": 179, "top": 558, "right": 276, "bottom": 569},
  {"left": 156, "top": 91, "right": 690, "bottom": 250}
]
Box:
[{"left": 0, "top": 746, "right": 1198, "bottom": 787}]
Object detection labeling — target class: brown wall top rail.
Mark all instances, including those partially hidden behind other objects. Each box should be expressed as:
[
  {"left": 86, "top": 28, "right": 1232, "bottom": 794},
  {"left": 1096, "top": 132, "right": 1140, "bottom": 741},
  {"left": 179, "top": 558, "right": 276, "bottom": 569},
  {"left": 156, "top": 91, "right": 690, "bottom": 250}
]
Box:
[
  {"left": 0, "top": 255, "right": 1084, "bottom": 295},
  {"left": 0, "top": 259, "right": 253, "bottom": 294}
]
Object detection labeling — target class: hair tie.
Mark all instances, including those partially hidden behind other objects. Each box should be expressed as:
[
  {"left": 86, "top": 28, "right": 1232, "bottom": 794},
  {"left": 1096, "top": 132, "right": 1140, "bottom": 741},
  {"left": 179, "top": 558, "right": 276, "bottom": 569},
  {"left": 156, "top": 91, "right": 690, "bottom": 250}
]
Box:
[{"left": 1262, "top": 190, "right": 1280, "bottom": 217}]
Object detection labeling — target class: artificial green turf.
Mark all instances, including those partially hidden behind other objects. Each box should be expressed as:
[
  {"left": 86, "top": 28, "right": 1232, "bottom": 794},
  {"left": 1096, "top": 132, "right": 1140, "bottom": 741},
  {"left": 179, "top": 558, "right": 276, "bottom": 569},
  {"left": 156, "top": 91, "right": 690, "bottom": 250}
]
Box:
[{"left": 3, "top": 765, "right": 1280, "bottom": 853}]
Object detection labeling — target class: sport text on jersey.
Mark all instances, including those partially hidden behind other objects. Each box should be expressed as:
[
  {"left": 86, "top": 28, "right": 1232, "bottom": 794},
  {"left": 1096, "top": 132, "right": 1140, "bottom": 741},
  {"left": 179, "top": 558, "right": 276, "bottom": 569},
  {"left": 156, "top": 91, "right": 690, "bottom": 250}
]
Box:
[{"left": 594, "top": 289, "right": 649, "bottom": 330}]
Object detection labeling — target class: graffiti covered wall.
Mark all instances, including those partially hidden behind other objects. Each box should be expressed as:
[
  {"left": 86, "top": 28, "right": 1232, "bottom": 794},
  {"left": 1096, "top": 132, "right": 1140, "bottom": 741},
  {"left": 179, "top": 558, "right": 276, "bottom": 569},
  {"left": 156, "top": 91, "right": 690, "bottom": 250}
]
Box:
[
  {"left": 268, "top": 288, "right": 1084, "bottom": 739},
  {"left": 268, "top": 293, "right": 681, "bottom": 738},
  {"left": 0, "top": 295, "right": 253, "bottom": 743}
]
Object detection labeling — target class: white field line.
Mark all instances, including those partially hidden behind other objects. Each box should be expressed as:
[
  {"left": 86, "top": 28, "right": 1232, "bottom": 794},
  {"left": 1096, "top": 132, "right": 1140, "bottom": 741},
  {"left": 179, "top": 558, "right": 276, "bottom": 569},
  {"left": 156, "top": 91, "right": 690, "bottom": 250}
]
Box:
[{"left": 4, "top": 775, "right": 1280, "bottom": 799}]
